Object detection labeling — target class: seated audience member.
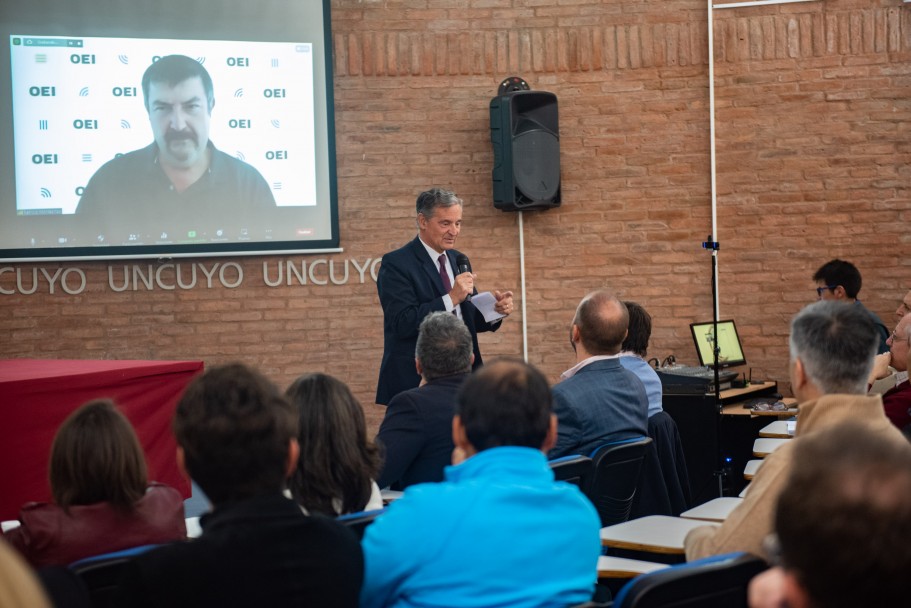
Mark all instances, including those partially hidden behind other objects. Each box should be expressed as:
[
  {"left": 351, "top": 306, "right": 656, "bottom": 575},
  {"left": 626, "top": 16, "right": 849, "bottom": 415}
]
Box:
[
  {"left": 360, "top": 359, "right": 602, "bottom": 608},
  {"left": 4, "top": 400, "right": 185, "bottom": 568},
  {"left": 869, "top": 286, "right": 911, "bottom": 392},
  {"left": 0, "top": 538, "right": 52, "bottom": 608},
  {"left": 685, "top": 301, "right": 908, "bottom": 560},
  {"left": 114, "top": 364, "right": 362, "bottom": 607},
  {"left": 869, "top": 314, "right": 911, "bottom": 429},
  {"left": 748, "top": 422, "right": 911, "bottom": 608},
  {"left": 285, "top": 372, "right": 383, "bottom": 515},
  {"left": 813, "top": 258, "right": 889, "bottom": 353},
  {"left": 618, "top": 306, "right": 691, "bottom": 518},
  {"left": 619, "top": 301, "right": 663, "bottom": 418},
  {"left": 376, "top": 311, "right": 471, "bottom": 489},
  {"left": 896, "top": 286, "right": 911, "bottom": 319},
  {"left": 549, "top": 290, "right": 648, "bottom": 458}
]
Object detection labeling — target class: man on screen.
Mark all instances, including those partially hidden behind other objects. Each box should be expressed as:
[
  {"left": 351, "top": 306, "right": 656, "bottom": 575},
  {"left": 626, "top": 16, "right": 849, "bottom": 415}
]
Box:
[{"left": 76, "top": 54, "right": 275, "bottom": 241}]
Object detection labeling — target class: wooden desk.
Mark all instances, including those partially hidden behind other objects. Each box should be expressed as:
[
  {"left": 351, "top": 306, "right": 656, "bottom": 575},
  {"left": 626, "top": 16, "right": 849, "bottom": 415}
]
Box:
[
  {"left": 753, "top": 437, "right": 790, "bottom": 457},
  {"left": 381, "top": 489, "right": 404, "bottom": 505},
  {"left": 600, "top": 515, "right": 718, "bottom": 555},
  {"left": 744, "top": 459, "right": 763, "bottom": 480},
  {"left": 185, "top": 517, "right": 202, "bottom": 539},
  {"left": 597, "top": 555, "right": 670, "bottom": 579},
  {"left": 720, "top": 398, "right": 798, "bottom": 417},
  {"left": 718, "top": 383, "right": 778, "bottom": 402},
  {"left": 759, "top": 420, "right": 795, "bottom": 438},
  {"left": 680, "top": 497, "right": 743, "bottom": 522},
  {"left": 1, "top": 520, "right": 20, "bottom": 533}
]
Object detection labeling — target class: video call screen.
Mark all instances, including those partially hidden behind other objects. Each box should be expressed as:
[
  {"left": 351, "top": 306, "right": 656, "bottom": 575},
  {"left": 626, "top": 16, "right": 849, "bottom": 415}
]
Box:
[
  {"left": 0, "top": 0, "right": 339, "bottom": 261},
  {"left": 690, "top": 320, "right": 747, "bottom": 369}
]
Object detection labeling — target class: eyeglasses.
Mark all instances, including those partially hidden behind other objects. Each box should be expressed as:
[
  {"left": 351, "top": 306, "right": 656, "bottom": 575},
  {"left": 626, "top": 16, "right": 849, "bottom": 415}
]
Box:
[
  {"left": 815, "top": 285, "right": 838, "bottom": 297},
  {"left": 751, "top": 401, "right": 789, "bottom": 412}
]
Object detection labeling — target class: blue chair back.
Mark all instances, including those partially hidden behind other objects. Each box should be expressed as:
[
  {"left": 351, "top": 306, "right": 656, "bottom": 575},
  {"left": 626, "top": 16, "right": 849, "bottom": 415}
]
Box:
[
  {"left": 69, "top": 544, "right": 161, "bottom": 608},
  {"left": 336, "top": 507, "right": 386, "bottom": 539},
  {"left": 549, "top": 454, "right": 594, "bottom": 491},
  {"left": 587, "top": 437, "right": 652, "bottom": 526},
  {"left": 611, "top": 552, "right": 768, "bottom": 608}
]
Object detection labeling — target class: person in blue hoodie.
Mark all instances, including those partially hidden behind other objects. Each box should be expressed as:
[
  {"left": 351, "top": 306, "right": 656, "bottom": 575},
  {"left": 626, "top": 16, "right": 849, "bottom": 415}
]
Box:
[{"left": 360, "top": 358, "right": 602, "bottom": 608}]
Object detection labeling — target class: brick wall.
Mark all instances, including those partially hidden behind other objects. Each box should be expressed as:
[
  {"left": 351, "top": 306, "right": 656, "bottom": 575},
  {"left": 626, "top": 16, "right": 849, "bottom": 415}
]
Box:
[{"left": 2, "top": 0, "right": 909, "bottom": 433}]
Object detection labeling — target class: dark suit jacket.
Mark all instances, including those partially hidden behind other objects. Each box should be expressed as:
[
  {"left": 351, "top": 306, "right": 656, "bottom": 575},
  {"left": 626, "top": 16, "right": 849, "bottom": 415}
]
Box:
[
  {"left": 376, "top": 373, "right": 467, "bottom": 489},
  {"left": 375, "top": 236, "right": 499, "bottom": 404},
  {"left": 113, "top": 494, "right": 362, "bottom": 608},
  {"left": 548, "top": 358, "right": 649, "bottom": 459},
  {"left": 630, "top": 410, "right": 693, "bottom": 519}
]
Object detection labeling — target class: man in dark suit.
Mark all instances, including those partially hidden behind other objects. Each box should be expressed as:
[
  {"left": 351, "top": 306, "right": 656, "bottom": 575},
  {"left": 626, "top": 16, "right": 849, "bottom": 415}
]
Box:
[
  {"left": 114, "top": 364, "right": 362, "bottom": 608},
  {"left": 376, "top": 311, "right": 473, "bottom": 489},
  {"left": 375, "top": 188, "right": 514, "bottom": 405},
  {"left": 548, "top": 290, "right": 649, "bottom": 459}
]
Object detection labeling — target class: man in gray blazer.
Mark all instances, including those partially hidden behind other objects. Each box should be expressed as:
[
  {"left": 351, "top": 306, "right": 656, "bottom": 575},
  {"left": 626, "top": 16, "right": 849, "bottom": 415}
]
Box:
[{"left": 548, "top": 290, "right": 649, "bottom": 458}]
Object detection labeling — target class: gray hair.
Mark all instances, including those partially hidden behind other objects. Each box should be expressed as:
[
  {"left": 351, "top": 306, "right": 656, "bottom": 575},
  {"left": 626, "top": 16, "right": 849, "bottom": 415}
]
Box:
[
  {"left": 415, "top": 188, "right": 463, "bottom": 219},
  {"left": 416, "top": 311, "right": 473, "bottom": 381},
  {"left": 789, "top": 301, "right": 878, "bottom": 395}
]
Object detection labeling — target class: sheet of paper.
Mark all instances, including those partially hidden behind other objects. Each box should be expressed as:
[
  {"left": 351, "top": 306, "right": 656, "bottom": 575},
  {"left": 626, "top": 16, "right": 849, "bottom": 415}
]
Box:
[{"left": 471, "top": 291, "right": 507, "bottom": 323}]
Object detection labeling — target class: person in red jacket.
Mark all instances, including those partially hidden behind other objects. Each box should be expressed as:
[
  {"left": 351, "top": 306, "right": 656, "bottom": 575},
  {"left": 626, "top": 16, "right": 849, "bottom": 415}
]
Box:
[{"left": 4, "top": 399, "right": 186, "bottom": 568}]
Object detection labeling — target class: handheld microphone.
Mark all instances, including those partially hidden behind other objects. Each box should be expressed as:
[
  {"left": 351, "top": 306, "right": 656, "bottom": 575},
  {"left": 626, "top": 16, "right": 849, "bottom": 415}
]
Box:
[{"left": 455, "top": 254, "right": 473, "bottom": 302}]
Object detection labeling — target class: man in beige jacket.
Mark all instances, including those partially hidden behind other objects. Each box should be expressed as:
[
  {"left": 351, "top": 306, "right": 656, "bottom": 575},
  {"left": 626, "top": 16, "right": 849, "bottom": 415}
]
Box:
[
  {"left": 748, "top": 422, "right": 911, "bottom": 608},
  {"left": 685, "top": 300, "right": 909, "bottom": 560}
]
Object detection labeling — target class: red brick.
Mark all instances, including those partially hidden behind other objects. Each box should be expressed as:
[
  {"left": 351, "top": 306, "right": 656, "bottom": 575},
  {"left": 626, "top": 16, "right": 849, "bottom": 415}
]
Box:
[{"left": 0, "top": 3, "right": 906, "bottom": 436}]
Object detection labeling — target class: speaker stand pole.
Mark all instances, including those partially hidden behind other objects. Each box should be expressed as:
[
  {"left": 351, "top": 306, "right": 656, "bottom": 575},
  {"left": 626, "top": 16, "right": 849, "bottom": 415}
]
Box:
[
  {"left": 518, "top": 211, "right": 528, "bottom": 362},
  {"left": 703, "top": 236, "right": 724, "bottom": 497}
]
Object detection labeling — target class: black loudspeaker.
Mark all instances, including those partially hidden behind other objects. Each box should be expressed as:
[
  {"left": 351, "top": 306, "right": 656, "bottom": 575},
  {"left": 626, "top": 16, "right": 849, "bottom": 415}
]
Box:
[{"left": 489, "top": 90, "right": 561, "bottom": 212}]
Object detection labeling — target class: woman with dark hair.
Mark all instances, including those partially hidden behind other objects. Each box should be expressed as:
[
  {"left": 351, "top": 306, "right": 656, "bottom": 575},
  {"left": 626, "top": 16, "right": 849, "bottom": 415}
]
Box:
[
  {"left": 285, "top": 373, "right": 383, "bottom": 516},
  {"left": 4, "top": 400, "right": 186, "bottom": 568}
]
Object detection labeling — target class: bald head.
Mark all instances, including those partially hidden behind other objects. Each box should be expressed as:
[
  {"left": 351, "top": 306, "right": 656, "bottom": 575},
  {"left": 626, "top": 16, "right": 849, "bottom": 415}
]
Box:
[{"left": 572, "top": 291, "right": 629, "bottom": 357}]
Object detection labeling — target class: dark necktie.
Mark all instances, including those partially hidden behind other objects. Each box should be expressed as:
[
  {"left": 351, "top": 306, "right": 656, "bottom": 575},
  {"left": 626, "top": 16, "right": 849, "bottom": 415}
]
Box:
[{"left": 438, "top": 254, "right": 451, "bottom": 292}]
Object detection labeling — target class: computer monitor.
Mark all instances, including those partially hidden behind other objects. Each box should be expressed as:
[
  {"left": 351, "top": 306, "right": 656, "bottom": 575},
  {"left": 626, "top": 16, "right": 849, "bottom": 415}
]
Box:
[{"left": 690, "top": 319, "right": 747, "bottom": 368}]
